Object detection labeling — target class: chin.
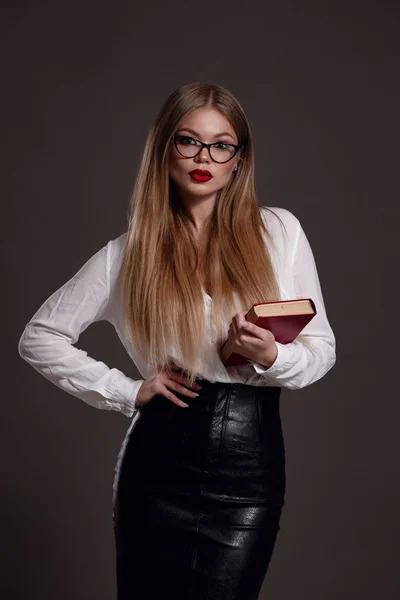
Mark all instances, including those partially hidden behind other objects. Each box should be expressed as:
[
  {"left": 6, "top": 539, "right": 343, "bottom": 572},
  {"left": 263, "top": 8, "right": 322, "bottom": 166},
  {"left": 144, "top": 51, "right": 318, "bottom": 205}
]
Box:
[
  {"left": 192, "top": 187, "right": 220, "bottom": 198},
  {"left": 184, "top": 182, "right": 218, "bottom": 194}
]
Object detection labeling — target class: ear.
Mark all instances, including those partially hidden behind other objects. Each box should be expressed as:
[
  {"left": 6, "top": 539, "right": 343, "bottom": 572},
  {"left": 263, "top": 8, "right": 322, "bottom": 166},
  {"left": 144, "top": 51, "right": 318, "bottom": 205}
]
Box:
[{"left": 233, "top": 148, "right": 242, "bottom": 172}]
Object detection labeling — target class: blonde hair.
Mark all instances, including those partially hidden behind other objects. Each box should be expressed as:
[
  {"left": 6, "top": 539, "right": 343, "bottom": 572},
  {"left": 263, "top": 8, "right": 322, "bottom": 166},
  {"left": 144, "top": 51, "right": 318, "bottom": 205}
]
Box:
[{"left": 121, "top": 82, "right": 284, "bottom": 385}]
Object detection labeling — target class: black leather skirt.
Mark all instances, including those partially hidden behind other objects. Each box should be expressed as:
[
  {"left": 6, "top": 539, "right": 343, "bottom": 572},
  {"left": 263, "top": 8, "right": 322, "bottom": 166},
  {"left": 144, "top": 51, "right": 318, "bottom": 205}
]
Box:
[{"left": 112, "top": 379, "right": 286, "bottom": 600}]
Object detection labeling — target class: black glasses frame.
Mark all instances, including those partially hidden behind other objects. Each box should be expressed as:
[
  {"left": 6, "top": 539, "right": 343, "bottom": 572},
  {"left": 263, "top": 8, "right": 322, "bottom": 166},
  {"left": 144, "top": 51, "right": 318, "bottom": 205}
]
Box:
[{"left": 172, "top": 135, "right": 241, "bottom": 164}]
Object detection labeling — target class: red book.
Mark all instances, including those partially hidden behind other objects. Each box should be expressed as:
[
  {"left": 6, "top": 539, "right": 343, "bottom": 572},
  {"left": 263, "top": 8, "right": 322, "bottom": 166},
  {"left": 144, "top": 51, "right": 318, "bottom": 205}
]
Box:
[{"left": 219, "top": 298, "right": 317, "bottom": 367}]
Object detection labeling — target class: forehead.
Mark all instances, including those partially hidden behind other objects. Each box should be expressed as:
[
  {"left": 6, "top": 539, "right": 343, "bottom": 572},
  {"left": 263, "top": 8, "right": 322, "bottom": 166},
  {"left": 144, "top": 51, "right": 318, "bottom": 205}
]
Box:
[{"left": 178, "top": 107, "right": 237, "bottom": 140}]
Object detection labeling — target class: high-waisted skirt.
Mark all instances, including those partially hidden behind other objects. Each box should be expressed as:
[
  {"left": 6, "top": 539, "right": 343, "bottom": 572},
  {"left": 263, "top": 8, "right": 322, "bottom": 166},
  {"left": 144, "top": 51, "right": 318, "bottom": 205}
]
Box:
[{"left": 112, "top": 379, "right": 286, "bottom": 600}]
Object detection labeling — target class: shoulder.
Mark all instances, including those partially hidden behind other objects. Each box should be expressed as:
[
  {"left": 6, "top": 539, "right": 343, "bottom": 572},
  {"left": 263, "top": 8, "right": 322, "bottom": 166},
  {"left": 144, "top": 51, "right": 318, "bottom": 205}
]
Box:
[
  {"left": 108, "top": 231, "right": 128, "bottom": 258},
  {"left": 259, "top": 205, "right": 300, "bottom": 231},
  {"left": 259, "top": 205, "right": 301, "bottom": 249},
  {"left": 106, "top": 231, "right": 128, "bottom": 281}
]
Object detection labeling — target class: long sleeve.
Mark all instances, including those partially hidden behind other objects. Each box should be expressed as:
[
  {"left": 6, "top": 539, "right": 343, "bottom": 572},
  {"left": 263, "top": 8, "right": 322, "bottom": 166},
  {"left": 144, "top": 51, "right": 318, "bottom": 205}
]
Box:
[
  {"left": 18, "top": 241, "right": 144, "bottom": 418},
  {"left": 249, "top": 214, "right": 336, "bottom": 389}
]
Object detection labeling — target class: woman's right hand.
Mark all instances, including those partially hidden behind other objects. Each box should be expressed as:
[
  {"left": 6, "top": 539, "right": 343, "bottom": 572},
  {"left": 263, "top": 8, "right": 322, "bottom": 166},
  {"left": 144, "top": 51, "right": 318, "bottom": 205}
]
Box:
[{"left": 135, "top": 369, "right": 203, "bottom": 409}]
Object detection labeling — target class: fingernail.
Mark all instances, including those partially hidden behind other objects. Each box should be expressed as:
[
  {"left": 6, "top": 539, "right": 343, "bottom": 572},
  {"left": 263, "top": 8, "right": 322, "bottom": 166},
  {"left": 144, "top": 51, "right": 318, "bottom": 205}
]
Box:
[
  {"left": 182, "top": 402, "right": 189, "bottom": 407},
  {"left": 192, "top": 392, "right": 199, "bottom": 397}
]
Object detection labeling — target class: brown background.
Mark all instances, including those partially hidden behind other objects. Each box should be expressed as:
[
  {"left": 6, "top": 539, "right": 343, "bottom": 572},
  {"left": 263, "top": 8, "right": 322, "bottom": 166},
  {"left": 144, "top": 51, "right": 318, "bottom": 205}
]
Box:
[{"left": 4, "top": 1, "right": 400, "bottom": 598}]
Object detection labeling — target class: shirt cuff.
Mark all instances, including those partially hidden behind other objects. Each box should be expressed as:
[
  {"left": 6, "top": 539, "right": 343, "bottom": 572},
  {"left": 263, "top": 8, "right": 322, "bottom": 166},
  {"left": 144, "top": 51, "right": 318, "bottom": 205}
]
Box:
[
  {"left": 109, "top": 375, "right": 145, "bottom": 418},
  {"left": 249, "top": 342, "right": 293, "bottom": 377}
]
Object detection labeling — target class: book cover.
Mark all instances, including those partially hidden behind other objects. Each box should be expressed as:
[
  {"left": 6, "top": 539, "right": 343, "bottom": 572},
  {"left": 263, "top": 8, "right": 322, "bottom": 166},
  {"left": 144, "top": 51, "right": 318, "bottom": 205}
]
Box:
[{"left": 220, "top": 298, "right": 316, "bottom": 367}]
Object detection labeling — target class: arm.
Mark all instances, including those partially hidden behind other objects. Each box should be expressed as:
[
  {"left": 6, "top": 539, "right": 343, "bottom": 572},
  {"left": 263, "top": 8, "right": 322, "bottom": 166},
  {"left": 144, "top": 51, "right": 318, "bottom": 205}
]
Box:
[
  {"left": 18, "top": 240, "right": 143, "bottom": 418},
  {"left": 249, "top": 215, "right": 336, "bottom": 389}
]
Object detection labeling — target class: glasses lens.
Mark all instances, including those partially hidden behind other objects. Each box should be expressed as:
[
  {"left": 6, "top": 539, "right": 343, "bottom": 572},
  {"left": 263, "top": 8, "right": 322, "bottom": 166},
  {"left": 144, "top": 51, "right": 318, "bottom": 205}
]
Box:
[
  {"left": 174, "top": 136, "right": 237, "bottom": 163},
  {"left": 209, "top": 143, "right": 237, "bottom": 163},
  {"left": 175, "top": 136, "right": 202, "bottom": 157}
]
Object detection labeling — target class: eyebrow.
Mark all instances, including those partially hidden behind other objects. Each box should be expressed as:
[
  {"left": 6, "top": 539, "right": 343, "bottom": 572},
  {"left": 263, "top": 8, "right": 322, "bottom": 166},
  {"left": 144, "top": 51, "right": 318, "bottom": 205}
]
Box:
[{"left": 177, "top": 127, "right": 236, "bottom": 141}]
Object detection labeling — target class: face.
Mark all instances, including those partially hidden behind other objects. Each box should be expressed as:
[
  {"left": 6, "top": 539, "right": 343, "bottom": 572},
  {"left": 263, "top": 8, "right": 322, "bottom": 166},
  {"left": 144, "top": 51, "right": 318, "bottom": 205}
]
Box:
[{"left": 168, "top": 106, "right": 240, "bottom": 202}]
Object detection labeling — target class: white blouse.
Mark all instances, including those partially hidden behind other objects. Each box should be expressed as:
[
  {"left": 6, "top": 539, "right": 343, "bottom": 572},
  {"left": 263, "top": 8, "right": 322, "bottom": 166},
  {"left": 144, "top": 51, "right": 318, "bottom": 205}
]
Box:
[{"left": 18, "top": 206, "right": 336, "bottom": 424}]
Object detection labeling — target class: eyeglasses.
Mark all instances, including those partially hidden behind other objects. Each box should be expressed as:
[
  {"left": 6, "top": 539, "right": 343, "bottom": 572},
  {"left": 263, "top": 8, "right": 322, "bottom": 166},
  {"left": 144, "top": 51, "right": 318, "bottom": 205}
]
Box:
[{"left": 172, "top": 135, "right": 240, "bottom": 164}]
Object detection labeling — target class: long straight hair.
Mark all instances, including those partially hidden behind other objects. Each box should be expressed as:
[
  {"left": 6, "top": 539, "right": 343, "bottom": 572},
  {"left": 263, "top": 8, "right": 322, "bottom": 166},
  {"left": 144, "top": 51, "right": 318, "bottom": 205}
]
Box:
[{"left": 121, "top": 82, "right": 284, "bottom": 385}]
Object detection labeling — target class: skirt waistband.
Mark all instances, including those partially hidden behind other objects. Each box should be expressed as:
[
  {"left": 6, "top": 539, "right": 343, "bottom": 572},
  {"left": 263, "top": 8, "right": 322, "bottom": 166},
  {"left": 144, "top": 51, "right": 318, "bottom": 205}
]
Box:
[
  {"left": 194, "top": 376, "right": 281, "bottom": 393},
  {"left": 139, "top": 378, "right": 282, "bottom": 422}
]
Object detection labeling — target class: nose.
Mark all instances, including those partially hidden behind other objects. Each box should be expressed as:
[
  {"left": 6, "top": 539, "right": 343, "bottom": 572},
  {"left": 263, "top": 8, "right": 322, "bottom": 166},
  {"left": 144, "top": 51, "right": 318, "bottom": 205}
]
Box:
[{"left": 194, "top": 147, "right": 211, "bottom": 164}]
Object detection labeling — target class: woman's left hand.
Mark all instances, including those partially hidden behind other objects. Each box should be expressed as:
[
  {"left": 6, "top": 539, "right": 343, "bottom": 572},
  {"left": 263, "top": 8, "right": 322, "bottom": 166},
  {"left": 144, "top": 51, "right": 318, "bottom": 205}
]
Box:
[{"left": 227, "top": 312, "right": 278, "bottom": 367}]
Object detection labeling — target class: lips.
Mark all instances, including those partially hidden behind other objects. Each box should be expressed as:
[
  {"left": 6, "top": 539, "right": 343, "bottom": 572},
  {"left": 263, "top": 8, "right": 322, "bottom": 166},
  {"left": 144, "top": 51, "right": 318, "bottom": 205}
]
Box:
[{"left": 189, "top": 169, "right": 213, "bottom": 182}]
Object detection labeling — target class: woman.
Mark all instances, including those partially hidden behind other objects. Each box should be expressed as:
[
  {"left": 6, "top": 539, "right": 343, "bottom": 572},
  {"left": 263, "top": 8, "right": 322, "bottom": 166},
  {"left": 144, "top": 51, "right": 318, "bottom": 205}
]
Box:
[{"left": 18, "top": 82, "right": 336, "bottom": 599}]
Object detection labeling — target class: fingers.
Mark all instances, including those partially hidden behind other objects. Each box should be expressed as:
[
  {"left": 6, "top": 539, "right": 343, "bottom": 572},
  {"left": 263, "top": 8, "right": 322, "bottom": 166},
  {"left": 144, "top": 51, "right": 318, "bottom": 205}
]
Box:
[
  {"left": 161, "top": 387, "right": 190, "bottom": 408},
  {"left": 160, "top": 370, "right": 203, "bottom": 408},
  {"left": 168, "top": 371, "right": 203, "bottom": 391},
  {"left": 234, "top": 311, "right": 247, "bottom": 327},
  {"left": 229, "top": 312, "right": 245, "bottom": 342},
  {"left": 229, "top": 312, "right": 246, "bottom": 336},
  {"left": 160, "top": 382, "right": 197, "bottom": 408},
  {"left": 229, "top": 311, "right": 269, "bottom": 345},
  {"left": 169, "top": 380, "right": 199, "bottom": 398}
]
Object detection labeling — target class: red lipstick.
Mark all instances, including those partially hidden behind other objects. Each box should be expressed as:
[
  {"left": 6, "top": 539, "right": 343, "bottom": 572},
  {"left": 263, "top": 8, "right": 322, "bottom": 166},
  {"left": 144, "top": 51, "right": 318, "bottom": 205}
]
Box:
[{"left": 189, "top": 169, "right": 213, "bottom": 183}]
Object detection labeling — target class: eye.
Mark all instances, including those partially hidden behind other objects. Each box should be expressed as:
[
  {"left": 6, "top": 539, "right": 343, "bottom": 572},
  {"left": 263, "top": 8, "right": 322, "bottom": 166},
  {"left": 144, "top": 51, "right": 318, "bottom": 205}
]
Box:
[
  {"left": 176, "top": 136, "right": 197, "bottom": 145},
  {"left": 213, "top": 142, "right": 233, "bottom": 150}
]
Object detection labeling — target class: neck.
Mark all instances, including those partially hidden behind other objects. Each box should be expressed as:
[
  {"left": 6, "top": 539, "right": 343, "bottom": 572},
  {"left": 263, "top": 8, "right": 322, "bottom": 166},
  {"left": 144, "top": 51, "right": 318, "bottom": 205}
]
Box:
[{"left": 177, "top": 191, "right": 216, "bottom": 235}]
